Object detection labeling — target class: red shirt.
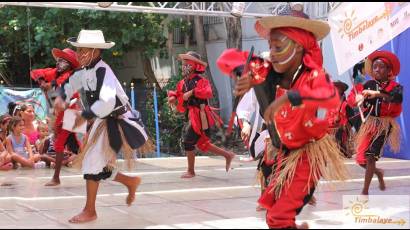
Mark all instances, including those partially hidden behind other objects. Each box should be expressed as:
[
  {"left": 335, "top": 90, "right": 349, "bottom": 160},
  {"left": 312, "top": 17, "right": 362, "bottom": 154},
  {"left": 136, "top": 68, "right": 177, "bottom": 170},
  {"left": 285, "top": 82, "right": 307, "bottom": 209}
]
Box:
[
  {"left": 347, "top": 80, "right": 402, "bottom": 118},
  {"left": 274, "top": 68, "right": 340, "bottom": 149}
]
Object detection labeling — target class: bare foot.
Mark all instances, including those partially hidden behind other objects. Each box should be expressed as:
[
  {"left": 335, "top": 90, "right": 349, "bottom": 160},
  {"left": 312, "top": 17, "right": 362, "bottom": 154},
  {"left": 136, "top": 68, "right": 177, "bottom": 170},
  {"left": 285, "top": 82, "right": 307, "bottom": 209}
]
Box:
[
  {"left": 45, "top": 179, "right": 60, "bottom": 187},
  {"left": 377, "top": 169, "right": 386, "bottom": 191},
  {"left": 180, "top": 172, "right": 196, "bottom": 179},
  {"left": 50, "top": 162, "right": 56, "bottom": 169},
  {"left": 308, "top": 195, "right": 317, "bottom": 206},
  {"left": 361, "top": 191, "right": 369, "bottom": 196},
  {"left": 225, "top": 153, "right": 236, "bottom": 172},
  {"left": 296, "top": 222, "right": 309, "bottom": 229},
  {"left": 256, "top": 204, "right": 265, "bottom": 212},
  {"left": 126, "top": 177, "right": 141, "bottom": 206},
  {"left": 68, "top": 210, "right": 97, "bottom": 224}
]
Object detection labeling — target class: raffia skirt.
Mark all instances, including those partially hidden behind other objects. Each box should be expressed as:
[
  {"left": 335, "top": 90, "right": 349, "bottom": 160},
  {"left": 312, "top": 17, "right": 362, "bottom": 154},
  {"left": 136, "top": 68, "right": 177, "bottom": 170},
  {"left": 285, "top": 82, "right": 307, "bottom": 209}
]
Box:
[{"left": 73, "top": 111, "right": 154, "bottom": 175}]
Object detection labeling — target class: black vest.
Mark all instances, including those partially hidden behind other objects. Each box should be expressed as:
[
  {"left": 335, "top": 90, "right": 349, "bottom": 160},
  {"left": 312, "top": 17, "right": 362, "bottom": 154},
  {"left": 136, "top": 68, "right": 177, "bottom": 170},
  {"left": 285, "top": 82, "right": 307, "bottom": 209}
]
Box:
[
  {"left": 183, "top": 74, "right": 208, "bottom": 107},
  {"left": 85, "top": 67, "right": 123, "bottom": 111}
]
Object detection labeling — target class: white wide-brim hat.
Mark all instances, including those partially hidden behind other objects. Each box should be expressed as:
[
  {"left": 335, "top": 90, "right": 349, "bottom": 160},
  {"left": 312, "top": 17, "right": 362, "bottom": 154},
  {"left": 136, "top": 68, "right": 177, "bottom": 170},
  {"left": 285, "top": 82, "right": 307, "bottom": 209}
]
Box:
[{"left": 67, "top": 30, "right": 115, "bottom": 49}]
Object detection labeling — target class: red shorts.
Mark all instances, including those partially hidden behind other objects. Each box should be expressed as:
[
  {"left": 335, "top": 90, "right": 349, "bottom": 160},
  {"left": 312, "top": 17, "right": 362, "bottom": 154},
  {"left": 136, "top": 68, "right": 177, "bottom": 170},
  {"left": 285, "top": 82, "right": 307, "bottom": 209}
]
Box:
[{"left": 258, "top": 152, "right": 316, "bottom": 229}]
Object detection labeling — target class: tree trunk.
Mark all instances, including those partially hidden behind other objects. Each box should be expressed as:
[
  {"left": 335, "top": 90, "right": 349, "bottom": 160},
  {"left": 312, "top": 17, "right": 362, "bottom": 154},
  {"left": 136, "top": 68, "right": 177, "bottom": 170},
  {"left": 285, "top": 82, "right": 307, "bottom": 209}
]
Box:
[
  {"left": 224, "top": 16, "right": 243, "bottom": 90},
  {"left": 142, "top": 55, "right": 162, "bottom": 91},
  {"left": 194, "top": 16, "right": 206, "bottom": 60},
  {"left": 193, "top": 15, "right": 219, "bottom": 109},
  {"left": 223, "top": 10, "right": 243, "bottom": 146},
  {"left": 167, "top": 27, "right": 174, "bottom": 57},
  {"left": 184, "top": 15, "right": 191, "bottom": 50},
  {"left": 225, "top": 17, "right": 242, "bottom": 50}
]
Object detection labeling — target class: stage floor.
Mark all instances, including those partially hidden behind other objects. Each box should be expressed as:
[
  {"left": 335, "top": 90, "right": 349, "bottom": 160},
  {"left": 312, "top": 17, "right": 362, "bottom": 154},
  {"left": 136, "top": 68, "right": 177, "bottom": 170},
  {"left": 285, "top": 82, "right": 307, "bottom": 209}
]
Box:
[{"left": 1, "top": 156, "right": 410, "bottom": 229}]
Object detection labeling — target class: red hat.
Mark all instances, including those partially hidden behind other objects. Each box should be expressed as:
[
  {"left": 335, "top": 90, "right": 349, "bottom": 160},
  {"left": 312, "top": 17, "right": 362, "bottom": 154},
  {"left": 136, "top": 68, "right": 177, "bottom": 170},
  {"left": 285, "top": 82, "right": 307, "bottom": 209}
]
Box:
[
  {"left": 51, "top": 48, "right": 80, "bottom": 69},
  {"left": 365, "top": 50, "right": 400, "bottom": 77},
  {"left": 216, "top": 49, "right": 251, "bottom": 75},
  {"left": 216, "top": 48, "right": 270, "bottom": 84}
]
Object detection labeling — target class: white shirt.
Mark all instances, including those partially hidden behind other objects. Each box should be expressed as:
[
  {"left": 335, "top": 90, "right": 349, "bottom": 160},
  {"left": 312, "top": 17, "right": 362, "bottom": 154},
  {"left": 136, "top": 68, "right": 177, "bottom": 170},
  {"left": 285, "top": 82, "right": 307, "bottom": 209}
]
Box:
[
  {"left": 236, "top": 88, "right": 264, "bottom": 143},
  {"left": 64, "top": 59, "right": 129, "bottom": 118}
]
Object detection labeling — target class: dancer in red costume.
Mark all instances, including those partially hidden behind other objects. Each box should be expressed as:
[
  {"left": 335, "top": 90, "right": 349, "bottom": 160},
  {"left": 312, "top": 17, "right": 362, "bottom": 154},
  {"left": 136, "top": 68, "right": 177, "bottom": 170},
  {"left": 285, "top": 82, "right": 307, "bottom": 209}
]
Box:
[
  {"left": 30, "top": 48, "right": 81, "bottom": 186},
  {"left": 168, "top": 51, "right": 236, "bottom": 178},
  {"left": 328, "top": 80, "right": 355, "bottom": 158},
  {"left": 234, "top": 5, "right": 348, "bottom": 229},
  {"left": 347, "top": 50, "right": 403, "bottom": 195}
]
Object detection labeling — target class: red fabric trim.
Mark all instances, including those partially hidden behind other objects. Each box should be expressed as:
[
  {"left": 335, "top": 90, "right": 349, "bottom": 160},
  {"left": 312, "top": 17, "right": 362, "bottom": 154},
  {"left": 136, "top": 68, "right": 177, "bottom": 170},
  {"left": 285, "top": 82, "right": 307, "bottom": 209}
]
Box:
[
  {"left": 196, "top": 135, "right": 211, "bottom": 152},
  {"left": 30, "top": 68, "right": 58, "bottom": 82},
  {"left": 55, "top": 71, "right": 73, "bottom": 86}
]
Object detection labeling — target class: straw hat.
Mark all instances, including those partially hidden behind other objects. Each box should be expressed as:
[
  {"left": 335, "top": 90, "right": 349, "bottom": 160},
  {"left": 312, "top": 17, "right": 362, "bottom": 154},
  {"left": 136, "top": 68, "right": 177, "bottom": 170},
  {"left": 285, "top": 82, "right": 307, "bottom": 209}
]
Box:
[
  {"left": 364, "top": 50, "right": 400, "bottom": 77},
  {"left": 51, "top": 48, "right": 80, "bottom": 69},
  {"left": 178, "top": 51, "right": 207, "bottom": 67},
  {"left": 67, "top": 30, "right": 115, "bottom": 49},
  {"left": 255, "top": 4, "right": 330, "bottom": 41}
]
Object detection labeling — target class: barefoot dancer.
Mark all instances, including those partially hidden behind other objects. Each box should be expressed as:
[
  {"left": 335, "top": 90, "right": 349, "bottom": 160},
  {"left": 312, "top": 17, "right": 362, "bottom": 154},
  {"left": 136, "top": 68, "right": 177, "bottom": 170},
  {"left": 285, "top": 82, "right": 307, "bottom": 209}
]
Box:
[
  {"left": 347, "top": 50, "right": 403, "bottom": 195},
  {"left": 167, "top": 51, "right": 236, "bottom": 179},
  {"left": 30, "top": 47, "right": 82, "bottom": 186},
  {"left": 234, "top": 5, "right": 348, "bottom": 228},
  {"left": 55, "top": 30, "right": 151, "bottom": 223}
]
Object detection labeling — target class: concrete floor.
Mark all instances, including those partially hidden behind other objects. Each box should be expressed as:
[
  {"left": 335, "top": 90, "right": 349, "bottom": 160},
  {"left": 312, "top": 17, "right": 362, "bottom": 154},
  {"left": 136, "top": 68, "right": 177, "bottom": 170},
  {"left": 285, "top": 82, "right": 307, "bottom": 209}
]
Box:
[{"left": 0, "top": 156, "right": 410, "bottom": 229}]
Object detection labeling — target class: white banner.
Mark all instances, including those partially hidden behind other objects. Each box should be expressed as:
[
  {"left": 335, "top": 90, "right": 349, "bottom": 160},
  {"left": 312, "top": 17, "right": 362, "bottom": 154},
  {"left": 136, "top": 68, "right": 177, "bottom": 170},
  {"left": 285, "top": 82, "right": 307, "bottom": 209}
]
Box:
[{"left": 328, "top": 2, "right": 410, "bottom": 75}]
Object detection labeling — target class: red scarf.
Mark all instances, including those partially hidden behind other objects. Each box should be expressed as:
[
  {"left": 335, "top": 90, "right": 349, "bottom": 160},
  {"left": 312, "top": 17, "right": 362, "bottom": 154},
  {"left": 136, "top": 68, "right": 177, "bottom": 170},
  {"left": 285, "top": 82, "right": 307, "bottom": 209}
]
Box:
[{"left": 276, "top": 27, "right": 322, "bottom": 70}]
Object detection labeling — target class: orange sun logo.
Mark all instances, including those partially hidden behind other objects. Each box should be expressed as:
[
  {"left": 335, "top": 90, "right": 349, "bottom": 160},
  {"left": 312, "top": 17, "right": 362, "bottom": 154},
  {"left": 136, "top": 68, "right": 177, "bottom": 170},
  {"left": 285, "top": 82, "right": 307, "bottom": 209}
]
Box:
[
  {"left": 338, "top": 9, "right": 358, "bottom": 39},
  {"left": 344, "top": 196, "right": 369, "bottom": 216}
]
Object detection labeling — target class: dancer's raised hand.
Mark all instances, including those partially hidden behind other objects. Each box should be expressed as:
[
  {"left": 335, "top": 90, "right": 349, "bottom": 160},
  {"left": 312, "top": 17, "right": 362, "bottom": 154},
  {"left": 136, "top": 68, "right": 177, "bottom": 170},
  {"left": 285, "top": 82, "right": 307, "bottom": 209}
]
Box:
[{"left": 234, "top": 72, "right": 252, "bottom": 96}]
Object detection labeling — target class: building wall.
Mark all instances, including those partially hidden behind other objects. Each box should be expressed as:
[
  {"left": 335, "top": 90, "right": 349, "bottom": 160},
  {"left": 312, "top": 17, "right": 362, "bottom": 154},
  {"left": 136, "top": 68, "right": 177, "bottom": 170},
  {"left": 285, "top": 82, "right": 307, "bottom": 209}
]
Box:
[{"left": 111, "top": 50, "right": 144, "bottom": 85}]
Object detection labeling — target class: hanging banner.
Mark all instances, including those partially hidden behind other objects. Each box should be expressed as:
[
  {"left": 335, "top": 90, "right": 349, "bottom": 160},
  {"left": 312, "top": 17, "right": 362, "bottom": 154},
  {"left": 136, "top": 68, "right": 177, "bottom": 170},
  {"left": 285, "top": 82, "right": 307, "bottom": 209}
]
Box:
[
  {"left": 0, "top": 87, "right": 48, "bottom": 120},
  {"left": 328, "top": 2, "right": 410, "bottom": 75}
]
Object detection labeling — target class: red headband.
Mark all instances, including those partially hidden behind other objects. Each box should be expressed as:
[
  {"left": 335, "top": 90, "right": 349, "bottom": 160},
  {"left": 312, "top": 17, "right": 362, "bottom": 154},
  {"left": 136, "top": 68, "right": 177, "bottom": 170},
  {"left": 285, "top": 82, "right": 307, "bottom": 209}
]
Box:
[
  {"left": 276, "top": 27, "right": 322, "bottom": 70},
  {"left": 374, "top": 57, "right": 393, "bottom": 77},
  {"left": 375, "top": 57, "right": 392, "bottom": 69}
]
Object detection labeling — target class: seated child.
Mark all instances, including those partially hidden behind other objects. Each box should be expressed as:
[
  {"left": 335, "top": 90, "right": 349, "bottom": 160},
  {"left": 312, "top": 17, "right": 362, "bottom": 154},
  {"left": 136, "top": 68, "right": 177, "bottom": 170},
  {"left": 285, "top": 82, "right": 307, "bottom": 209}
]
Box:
[{"left": 6, "top": 116, "right": 42, "bottom": 168}]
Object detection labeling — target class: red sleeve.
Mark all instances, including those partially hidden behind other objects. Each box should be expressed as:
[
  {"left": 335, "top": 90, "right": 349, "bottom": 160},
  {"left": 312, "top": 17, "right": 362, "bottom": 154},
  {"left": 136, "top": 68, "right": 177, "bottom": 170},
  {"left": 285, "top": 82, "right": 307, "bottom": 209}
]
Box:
[
  {"left": 55, "top": 71, "right": 73, "bottom": 86},
  {"left": 382, "top": 103, "right": 402, "bottom": 118},
  {"left": 298, "top": 70, "right": 339, "bottom": 110},
  {"left": 346, "top": 84, "right": 364, "bottom": 107},
  {"left": 194, "top": 78, "right": 213, "bottom": 99},
  {"left": 30, "top": 68, "right": 57, "bottom": 82},
  {"left": 167, "top": 80, "right": 186, "bottom": 113}
]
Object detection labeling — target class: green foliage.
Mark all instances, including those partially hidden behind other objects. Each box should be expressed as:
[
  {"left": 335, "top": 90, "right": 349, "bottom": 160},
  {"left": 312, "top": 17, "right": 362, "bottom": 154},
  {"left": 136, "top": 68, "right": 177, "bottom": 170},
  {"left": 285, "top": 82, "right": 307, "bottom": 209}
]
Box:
[
  {"left": 0, "top": 6, "right": 168, "bottom": 86},
  {"left": 145, "top": 72, "right": 186, "bottom": 155},
  {"left": 168, "top": 17, "right": 191, "bottom": 34}
]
